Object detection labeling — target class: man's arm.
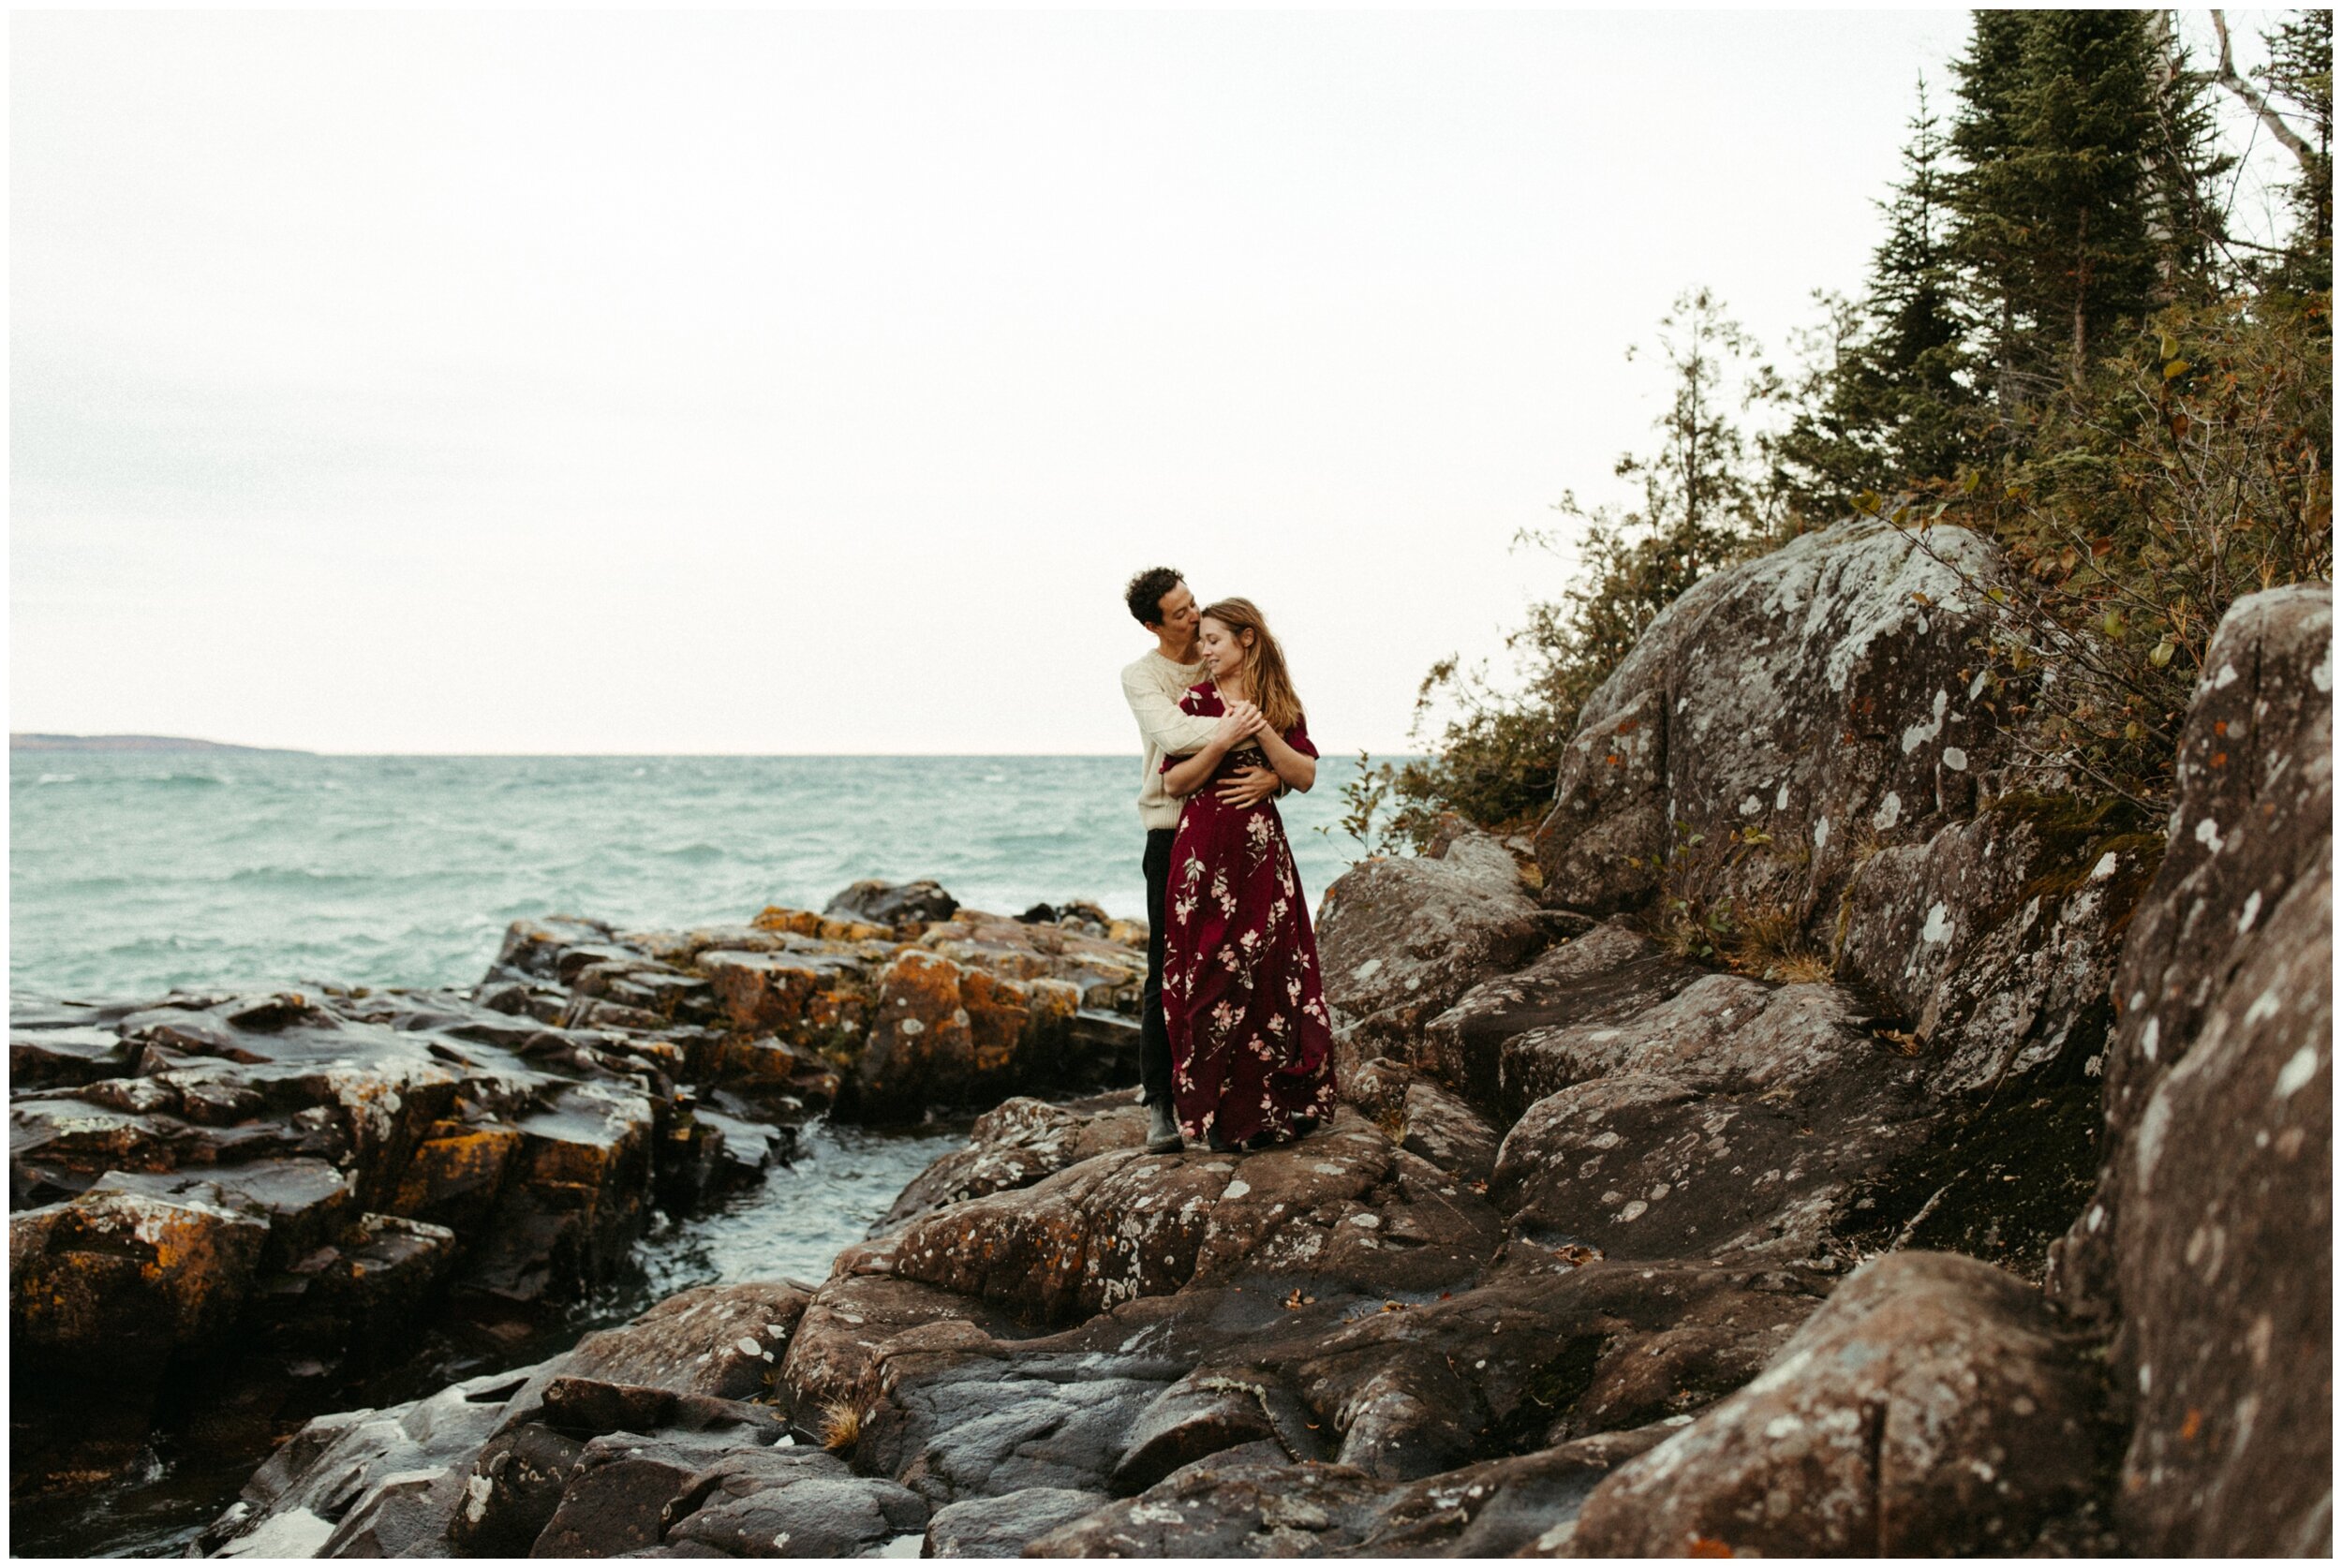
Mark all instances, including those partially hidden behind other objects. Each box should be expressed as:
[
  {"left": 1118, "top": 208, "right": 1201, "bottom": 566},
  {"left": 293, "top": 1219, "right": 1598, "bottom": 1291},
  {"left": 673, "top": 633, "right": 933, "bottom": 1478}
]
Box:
[{"left": 1122, "top": 667, "right": 1221, "bottom": 757}]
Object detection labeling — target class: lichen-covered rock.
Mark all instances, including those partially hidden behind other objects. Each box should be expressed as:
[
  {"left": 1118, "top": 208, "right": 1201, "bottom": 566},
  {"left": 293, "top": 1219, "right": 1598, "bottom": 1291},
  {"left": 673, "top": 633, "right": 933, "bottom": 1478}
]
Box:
[
  {"left": 544, "top": 1280, "right": 809, "bottom": 1407},
  {"left": 1838, "top": 790, "right": 2161, "bottom": 1096},
  {"left": 2108, "top": 853, "right": 2331, "bottom": 1555},
  {"left": 777, "top": 1265, "right": 1029, "bottom": 1430},
  {"left": 457, "top": 1080, "right": 657, "bottom": 1306},
  {"left": 882, "top": 1111, "right": 1500, "bottom": 1326},
  {"left": 1534, "top": 518, "right": 2017, "bottom": 920},
  {"left": 852, "top": 951, "right": 1082, "bottom": 1119},
  {"left": 877, "top": 1092, "right": 1145, "bottom": 1232},
  {"left": 1315, "top": 828, "right": 1550, "bottom": 1055},
  {"left": 1497, "top": 970, "right": 1905, "bottom": 1113},
  {"left": 11, "top": 1182, "right": 273, "bottom": 1355},
  {"left": 916, "top": 908, "right": 1150, "bottom": 1012},
  {"left": 2035, "top": 584, "right": 2333, "bottom": 1555},
  {"left": 1422, "top": 923, "right": 1705, "bottom": 1119},
  {"left": 2055, "top": 585, "right": 2334, "bottom": 1304},
  {"left": 1490, "top": 1068, "right": 1925, "bottom": 1269},
  {"left": 697, "top": 947, "right": 875, "bottom": 1045},
  {"left": 1564, "top": 1250, "right": 2097, "bottom": 1556}
]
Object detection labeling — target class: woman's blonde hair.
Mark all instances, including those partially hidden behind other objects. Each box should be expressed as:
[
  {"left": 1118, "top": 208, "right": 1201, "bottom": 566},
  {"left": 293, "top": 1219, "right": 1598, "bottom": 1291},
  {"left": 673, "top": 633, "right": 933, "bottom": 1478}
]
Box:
[{"left": 1201, "top": 597, "right": 1304, "bottom": 736}]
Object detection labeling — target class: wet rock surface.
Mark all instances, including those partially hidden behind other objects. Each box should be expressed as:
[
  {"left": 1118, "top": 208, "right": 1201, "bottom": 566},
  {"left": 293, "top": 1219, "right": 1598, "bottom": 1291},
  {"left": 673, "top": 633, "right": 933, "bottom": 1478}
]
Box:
[{"left": 9, "top": 883, "right": 1152, "bottom": 1519}]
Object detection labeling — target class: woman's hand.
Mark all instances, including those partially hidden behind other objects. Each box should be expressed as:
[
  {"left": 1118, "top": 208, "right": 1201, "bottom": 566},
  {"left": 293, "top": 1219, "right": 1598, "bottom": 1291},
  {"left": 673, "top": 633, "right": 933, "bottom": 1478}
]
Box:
[{"left": 1212, "top": 701, "right": 1267, "bottom": 747}]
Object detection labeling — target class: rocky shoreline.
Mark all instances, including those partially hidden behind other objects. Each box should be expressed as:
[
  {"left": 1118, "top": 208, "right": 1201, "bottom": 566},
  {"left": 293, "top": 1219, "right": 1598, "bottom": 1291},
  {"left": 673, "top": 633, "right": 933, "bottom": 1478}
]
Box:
[
  {"left": 12, "top": 521, "right": 2329, "bottom": 1558},
  {"left": 10, "top": 879, "right": 1151, "bottom": 1534}
]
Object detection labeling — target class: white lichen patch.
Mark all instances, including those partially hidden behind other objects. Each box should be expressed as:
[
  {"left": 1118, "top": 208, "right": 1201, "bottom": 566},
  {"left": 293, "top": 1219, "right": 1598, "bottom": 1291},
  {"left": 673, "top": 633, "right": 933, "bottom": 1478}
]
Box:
[
  {"left": 1901, "top": 688, "right": 1950, "bottom": 754},
  {"left": 1871, "top": 792, "right": 1902, "bottom": 832},
  {"left": 2274, "top": 1043, "right": 2320, "bottom": 1098}
]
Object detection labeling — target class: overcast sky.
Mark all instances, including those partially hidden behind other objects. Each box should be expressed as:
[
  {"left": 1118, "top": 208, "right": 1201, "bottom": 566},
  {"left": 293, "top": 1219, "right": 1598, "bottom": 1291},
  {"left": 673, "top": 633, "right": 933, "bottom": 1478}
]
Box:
[{"left": 9, "top": 9, "right": 2297, "bottom": 754}]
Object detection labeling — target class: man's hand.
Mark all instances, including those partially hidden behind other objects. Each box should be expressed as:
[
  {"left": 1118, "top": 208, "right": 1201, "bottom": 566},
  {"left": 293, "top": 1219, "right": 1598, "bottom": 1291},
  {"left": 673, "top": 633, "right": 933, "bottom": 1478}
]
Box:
[
  {"left": 1214, "top": 763, "right": 1282, "bottom": 809},
  {"left": 1210, "top": 700, "right": 1267, "bottom": 748}
]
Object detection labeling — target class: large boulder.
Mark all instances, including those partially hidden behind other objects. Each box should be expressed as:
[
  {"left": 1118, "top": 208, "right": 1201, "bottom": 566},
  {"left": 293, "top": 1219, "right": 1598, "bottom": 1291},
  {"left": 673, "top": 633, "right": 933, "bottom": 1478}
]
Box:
[
  {"left": 1315, "top": 827, "right": 1554, "bottom": 1056},
  {"left": 2029, "top": 583, "right": 2334, "bottom": 1555},
  {"left": 1534, "top": 518, "right": 2017, "bottom": 921},
  {"left": 1564, "top": 1250, "right": 2099, "bottom": 1556},
  {"left": 881, "top": 1110, "right": 1500, "bottom": 1327}
]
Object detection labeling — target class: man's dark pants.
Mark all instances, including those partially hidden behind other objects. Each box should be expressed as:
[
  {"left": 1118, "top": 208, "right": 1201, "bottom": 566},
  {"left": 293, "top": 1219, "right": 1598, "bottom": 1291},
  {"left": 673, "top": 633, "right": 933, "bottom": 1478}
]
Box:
[{"left": 1141, "top": 828, "right": 1176, "bottom": 1104}]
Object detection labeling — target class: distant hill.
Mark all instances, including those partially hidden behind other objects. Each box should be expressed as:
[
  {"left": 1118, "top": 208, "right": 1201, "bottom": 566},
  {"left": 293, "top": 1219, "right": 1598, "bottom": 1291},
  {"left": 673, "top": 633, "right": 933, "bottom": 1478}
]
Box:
[{"left": 9, "top": 732, "right": 309, "bottom": 754}]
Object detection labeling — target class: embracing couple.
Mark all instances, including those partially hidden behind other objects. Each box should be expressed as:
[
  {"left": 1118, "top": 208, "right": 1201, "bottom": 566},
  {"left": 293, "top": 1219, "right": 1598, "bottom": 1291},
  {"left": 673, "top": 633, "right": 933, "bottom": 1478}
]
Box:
[{"left": 1119, "top": 567, "right": 1337, "bottom": 1157}]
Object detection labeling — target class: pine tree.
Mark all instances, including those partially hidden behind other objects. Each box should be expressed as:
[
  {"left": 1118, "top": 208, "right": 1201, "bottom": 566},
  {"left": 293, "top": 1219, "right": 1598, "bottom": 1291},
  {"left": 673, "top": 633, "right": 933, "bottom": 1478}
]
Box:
[
  {"left": 1766, "top": 81, "right": 1975, "bottom": 514},
  {"left": 1945, "top": 13, "right": 2217, "bottom": 404},
  {"left": 1863, "top": 80, "right": 1974, "bottom": 479},
  {"left": 2017, "top": 10, "right": 2164, "bottom": 375},
  {"left": 1948, "top": 9, "right": 2037, "bottom": 417}
]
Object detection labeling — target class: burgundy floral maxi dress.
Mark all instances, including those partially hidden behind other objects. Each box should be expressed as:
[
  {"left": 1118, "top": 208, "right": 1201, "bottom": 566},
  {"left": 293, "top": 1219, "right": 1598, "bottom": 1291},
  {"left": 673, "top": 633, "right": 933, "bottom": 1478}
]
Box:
[{"left": 1159, "top": 684, "right": 1338, "bottom": 1147}]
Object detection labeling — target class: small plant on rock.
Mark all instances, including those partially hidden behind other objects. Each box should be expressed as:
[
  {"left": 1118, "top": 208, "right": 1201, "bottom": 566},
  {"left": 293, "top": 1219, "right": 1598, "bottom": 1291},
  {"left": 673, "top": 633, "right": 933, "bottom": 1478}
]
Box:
[{"left": 819, "top": 1398, "right": 862, "bottom": 1453}]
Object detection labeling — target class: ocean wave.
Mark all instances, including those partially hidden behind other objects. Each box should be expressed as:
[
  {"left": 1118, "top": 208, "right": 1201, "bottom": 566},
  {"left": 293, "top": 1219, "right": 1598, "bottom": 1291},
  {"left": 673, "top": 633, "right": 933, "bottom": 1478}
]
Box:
[{"left": 225, "top": 866, "right": 379, "bottom": 890}]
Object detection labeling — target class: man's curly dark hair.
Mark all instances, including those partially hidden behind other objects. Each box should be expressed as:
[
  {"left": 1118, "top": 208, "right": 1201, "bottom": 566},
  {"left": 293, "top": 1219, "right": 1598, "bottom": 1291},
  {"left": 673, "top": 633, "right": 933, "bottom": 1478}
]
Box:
[{"left": 1123, "top": 566, "right": 1186, "bottom": 629}]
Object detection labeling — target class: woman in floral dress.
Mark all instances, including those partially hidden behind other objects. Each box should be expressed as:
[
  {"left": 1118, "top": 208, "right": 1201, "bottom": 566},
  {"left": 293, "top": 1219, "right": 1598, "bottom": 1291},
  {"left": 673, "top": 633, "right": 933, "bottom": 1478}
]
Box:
[{"left": 1157, "top": 598, "right": 1337, "bottom": 1150}]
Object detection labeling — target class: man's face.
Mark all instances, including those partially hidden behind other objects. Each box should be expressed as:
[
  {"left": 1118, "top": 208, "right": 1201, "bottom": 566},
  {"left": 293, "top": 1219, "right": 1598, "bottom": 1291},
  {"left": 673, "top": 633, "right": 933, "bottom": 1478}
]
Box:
[{"left": 1151, "top": 582, "right": 1201, "bottom": 652}]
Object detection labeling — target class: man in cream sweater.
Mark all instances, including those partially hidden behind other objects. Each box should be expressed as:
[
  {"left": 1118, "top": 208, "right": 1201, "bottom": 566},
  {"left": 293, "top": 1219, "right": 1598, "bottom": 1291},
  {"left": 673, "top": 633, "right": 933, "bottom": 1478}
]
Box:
[{"left": 1120, "top": 567, "right": 1282, "bottom": 1153}]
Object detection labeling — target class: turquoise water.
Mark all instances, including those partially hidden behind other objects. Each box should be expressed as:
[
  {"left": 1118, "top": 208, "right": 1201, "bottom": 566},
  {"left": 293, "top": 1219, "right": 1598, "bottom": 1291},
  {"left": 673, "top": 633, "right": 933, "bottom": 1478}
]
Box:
[{"left": 10, "top": 752, "right": 1373, "bottom": 1001}]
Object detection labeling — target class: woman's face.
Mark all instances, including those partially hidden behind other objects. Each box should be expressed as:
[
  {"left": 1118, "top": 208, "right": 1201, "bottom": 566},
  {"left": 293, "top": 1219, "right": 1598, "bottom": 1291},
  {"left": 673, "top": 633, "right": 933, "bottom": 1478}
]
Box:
[{"left": 1198, "top": 617, "right": 1250, "bottom": 677}]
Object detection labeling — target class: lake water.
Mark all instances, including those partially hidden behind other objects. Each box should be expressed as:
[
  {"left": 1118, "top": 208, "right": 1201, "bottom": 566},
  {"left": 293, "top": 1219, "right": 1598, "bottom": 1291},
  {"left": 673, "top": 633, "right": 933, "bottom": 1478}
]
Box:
[{"left": 10, "top": 752, "right": 1377, "bottom": 1002}]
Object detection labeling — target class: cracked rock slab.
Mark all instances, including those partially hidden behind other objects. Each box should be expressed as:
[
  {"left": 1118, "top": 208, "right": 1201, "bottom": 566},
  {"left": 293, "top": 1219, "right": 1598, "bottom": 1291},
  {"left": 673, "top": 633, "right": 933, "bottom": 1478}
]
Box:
[{"left": 1563, "top": 1250, "right": 2097, "bottom": 1556}]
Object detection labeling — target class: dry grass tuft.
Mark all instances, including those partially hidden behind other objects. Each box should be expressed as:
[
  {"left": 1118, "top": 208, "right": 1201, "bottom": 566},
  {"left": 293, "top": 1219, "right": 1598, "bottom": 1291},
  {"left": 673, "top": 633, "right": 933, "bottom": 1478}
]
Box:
[{"left": 819, "top": 1398, "right": 863, "bottom": 1453}]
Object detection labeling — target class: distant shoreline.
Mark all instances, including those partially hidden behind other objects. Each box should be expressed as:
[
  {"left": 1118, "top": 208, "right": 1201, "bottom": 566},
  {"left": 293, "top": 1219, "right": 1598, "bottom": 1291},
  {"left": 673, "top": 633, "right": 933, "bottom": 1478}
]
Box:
[{"left": 9, "top": 733, "right": 311, "bottom": 755}]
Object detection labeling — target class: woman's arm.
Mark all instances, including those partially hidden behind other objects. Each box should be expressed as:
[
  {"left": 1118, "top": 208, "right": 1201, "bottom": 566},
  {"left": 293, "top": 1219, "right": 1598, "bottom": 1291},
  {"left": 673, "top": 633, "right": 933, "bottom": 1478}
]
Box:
[
  {"left": 1252, "top": 724, "right": 1316, "bottom": 792},
  {"left": 1162, "top": 703, "right": 1265, "bottom": 796}
]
